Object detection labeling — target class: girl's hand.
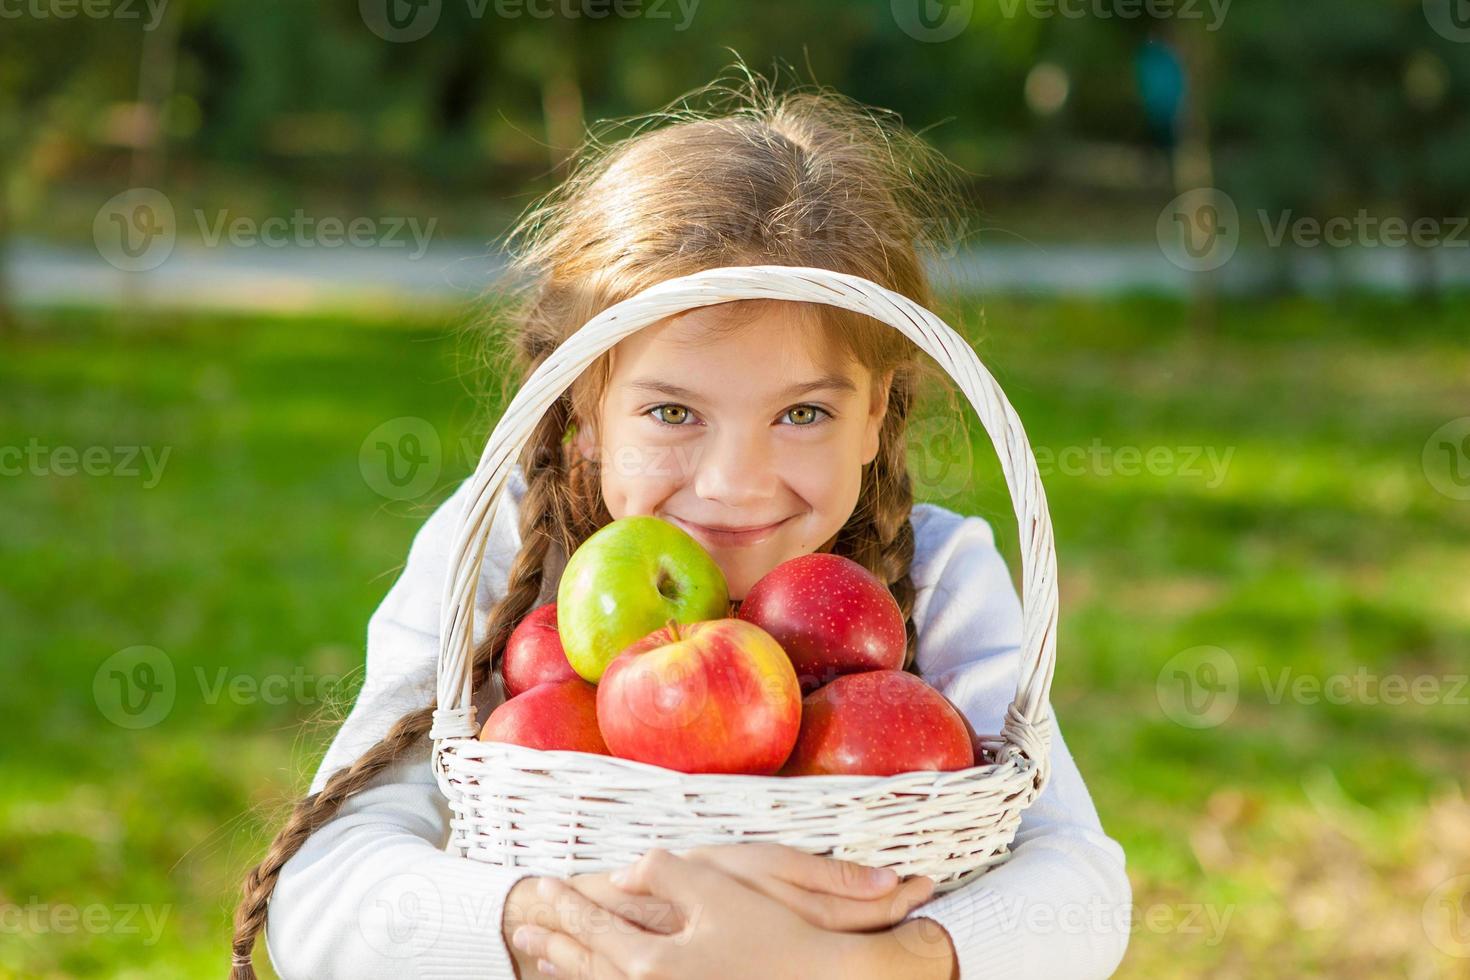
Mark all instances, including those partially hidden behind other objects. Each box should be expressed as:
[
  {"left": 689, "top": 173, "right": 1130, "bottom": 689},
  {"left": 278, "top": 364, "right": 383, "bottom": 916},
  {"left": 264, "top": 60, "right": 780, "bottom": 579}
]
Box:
[
  {"left": 504, "top": 875, "right": 685, "bottom": 979},
  {"left": 561, "top": 844, "right": 931, "bottom": 935},
  {"left": 668, "top": 843, "right": 933, "bottom": 932},
  {"left": 512, "top": 849, "right": 874, "bottom": 980}
]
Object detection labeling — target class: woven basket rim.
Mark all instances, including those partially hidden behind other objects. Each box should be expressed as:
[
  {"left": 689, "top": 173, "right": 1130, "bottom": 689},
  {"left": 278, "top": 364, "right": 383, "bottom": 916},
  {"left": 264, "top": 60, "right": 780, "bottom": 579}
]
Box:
[
  {"left": 429, "top": 264, "right": 1060, "bottom": 783},
  {"left": 439, "top": 737, "right": 1037, "bottom": 785}
]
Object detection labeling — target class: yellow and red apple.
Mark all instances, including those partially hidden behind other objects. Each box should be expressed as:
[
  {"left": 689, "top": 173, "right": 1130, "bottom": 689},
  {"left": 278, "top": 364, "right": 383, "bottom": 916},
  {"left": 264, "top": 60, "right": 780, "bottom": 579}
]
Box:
[{"left": 596, "top": 618, "right": 801, "bottom": 775}]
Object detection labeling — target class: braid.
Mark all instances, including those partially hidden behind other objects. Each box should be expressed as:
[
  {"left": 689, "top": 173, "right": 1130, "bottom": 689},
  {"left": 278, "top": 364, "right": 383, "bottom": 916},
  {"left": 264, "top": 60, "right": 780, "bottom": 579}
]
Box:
[
  {"left": 832, "top": 374, "right": 920, "bottom": 669},
  {"left": 466, "top": 396, "right": 610, "bottom": 697},
  {"left": 466, "top": 402, "right": 572, "bottom": 698},
  {"left": 228, "top": 392, "right": 602, "bottom": 978},
  {"left": 228, "top": 703, "right": 435, "bottom": 978}
]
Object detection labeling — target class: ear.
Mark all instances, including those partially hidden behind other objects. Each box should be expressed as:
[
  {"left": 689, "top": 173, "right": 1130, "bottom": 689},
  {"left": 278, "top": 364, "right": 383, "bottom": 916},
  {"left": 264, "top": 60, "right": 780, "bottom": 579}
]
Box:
[
  {"left": 572, "top": 417, "right": 598, "bottom": 463},
  {"left": 861, "top": 370, "right": 894, "bottom": 466}
]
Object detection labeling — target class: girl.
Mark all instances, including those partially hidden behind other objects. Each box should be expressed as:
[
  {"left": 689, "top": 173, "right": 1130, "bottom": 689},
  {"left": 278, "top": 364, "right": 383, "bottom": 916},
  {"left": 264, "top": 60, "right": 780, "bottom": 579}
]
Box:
[{"left": 229, "top": 73, "right": 1131, "bottom": 980}]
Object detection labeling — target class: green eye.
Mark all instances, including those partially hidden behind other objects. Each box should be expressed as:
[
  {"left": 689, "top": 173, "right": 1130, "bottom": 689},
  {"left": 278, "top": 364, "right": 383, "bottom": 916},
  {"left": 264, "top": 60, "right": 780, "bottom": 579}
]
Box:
[
  {"left": 784, "top": 405, "right": 828, "bottom": 426},
  {"left": 652, "top": 405, "right": 691, "bottom": 425}
]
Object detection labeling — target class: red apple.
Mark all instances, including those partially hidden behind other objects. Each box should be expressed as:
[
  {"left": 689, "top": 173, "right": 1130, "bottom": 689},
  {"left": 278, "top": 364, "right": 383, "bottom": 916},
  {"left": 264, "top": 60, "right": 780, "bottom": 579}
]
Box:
[
  {"left": 502, "top": 602, "right": 578, "bottom": 698},
  {"left": 597, "top": 618, "right": 801, "bottom": 775},
  {"left": 737, "top": 553, "right": 906, "bottom": 692},
  {"left": 957, "top": 708, "right": 989, "bottom": 766},
  {"left": 478, "top": 678, "right": 609, "bottom": 755},
  {"left": 780, "top": 670, "right": 974, "bottom": 776}
]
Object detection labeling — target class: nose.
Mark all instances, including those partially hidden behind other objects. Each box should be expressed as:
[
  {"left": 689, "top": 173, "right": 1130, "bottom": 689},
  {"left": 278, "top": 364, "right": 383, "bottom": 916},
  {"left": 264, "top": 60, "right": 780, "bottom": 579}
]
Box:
[{"left": 691, "top": 424, "right": 779, "bottom": 508}]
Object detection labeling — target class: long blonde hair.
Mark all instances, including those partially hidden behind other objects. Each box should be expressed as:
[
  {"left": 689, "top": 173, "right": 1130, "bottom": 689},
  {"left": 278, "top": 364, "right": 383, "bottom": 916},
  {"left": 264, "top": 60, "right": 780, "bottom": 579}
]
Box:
[{"left": 229, "top": 64, "right": 966, "bottom": 977}]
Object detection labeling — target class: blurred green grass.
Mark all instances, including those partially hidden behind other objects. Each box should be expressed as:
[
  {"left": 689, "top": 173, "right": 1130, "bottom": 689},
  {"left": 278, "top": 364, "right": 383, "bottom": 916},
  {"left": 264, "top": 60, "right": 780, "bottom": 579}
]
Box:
[{"left": 1, "top": 296, "right": 1467, "bottom": 978}]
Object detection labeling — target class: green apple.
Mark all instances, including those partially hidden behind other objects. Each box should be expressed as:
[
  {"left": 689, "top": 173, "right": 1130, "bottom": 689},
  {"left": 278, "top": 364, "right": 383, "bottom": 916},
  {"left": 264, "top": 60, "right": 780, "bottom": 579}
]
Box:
[{"left": 557, "top": 516, "right": 730, "bottom": 683}]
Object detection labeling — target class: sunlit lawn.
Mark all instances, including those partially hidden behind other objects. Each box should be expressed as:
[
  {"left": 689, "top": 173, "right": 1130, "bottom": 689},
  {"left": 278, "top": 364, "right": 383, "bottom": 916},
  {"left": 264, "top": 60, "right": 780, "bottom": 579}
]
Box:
[{"left": 1, "top": 294, "right": 1466, "bottom": 978}]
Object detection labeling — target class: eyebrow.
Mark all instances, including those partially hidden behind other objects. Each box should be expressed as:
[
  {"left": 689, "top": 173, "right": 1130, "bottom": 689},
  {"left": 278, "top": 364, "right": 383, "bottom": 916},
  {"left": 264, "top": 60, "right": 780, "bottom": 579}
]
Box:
[{"left": 626, "top": 373, "right": 858, "bottom": 401}]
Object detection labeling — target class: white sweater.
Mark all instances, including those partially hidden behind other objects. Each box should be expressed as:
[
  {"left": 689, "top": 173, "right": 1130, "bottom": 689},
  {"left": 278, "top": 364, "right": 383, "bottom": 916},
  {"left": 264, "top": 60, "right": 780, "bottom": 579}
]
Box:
[{"left": 265, "top": 465, "right": 1132, "bottom": 979}]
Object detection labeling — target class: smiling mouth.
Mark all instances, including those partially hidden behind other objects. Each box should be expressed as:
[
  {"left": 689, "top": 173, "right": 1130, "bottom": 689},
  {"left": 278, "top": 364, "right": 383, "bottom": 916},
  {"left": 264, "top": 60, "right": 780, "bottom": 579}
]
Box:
[{"left": 666, "top": 514, "right": 791, "bottom": 547}]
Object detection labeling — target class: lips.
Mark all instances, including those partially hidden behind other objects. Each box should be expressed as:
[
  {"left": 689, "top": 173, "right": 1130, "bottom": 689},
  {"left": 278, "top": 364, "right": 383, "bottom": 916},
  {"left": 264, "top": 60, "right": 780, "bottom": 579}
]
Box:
[{"left": 666, "top": 514, "right": 791, "bottom": 548}]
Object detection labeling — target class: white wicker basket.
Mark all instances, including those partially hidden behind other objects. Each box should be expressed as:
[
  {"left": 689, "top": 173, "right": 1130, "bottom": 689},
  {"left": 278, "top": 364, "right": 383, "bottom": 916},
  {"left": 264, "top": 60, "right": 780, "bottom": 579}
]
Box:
[{"left": 429, "top": 265, "right": 1059, "bottom": 892}]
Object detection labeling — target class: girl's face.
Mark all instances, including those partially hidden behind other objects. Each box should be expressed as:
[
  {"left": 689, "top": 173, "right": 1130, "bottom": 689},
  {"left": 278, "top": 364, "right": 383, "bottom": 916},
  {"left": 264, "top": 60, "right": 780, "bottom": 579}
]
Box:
[{"left": 576, "top": 301, "right": 892, "bottom": 600}]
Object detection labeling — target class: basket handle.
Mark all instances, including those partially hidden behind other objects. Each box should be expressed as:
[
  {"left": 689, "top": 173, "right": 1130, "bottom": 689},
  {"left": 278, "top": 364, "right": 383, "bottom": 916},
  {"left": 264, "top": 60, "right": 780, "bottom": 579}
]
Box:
[{"left": 430, "top": 265, "right": 1058, "bottom": 770}]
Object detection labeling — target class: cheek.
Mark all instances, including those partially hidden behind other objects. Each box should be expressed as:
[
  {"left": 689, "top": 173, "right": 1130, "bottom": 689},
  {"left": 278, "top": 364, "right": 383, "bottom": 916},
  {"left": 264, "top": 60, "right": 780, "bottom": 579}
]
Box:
[
  {"left": 778, "top": 437, "right": 863, "bottom": 515},
  {"left": 596, "top": 420, "right": 687, "bottom": 517}
]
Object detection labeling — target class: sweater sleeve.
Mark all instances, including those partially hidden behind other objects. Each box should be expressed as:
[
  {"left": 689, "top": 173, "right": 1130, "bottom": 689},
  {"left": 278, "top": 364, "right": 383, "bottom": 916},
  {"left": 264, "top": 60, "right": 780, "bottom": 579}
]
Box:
[
  {"left": 904, "top": 509, "right": 1131, "bottom": 979},
  {"left": 265, "top": 472, "right": 535, "bottom": 980}
]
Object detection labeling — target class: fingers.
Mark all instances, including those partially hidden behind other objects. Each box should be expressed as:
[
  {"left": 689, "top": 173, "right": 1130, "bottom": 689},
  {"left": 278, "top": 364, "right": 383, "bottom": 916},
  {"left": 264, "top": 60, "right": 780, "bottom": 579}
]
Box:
[
  {"left": 521, "top": 877, "right": 649, "bottom": 965},
  {"left": 736, "top": 870, "right": 931, "bottom": 932},
  {"left": 900, "top": 873, "right": 936, "bottom": 910},
  {"left": 675, "top": 845, "right": 934, "bottom": 932},
  {"left": 766, "top": 847, "right": 903, "bottom": 899},
  {"left": 792, "top": 874, "right": 936, "bottom": 931},
  {"left": 686, "top": 843, "right": 900, "bottom": 899},
  {"left": 630, "top": 845, "right": 933, "bottom": 933},
  {"left": 612, "top": 848, "right": 746, "bottom": 914},
  {"left": 566, "top": 873, "right": 684, "bottom": 935},
  {"left": 511, "top": 924, "right": 624, "bottom": 980}
]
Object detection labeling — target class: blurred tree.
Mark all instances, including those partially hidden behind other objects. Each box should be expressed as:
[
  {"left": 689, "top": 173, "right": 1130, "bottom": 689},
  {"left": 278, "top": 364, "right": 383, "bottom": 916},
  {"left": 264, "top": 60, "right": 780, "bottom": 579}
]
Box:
[
  {"left": 1212, "top": 0, "right": 1470, "bottom": 297},
  {"left": 2, "top": 0, "right": 1465, "bottom": 310},
  {"left": 0, "top": 17, "right": 142, "bottom": 328}
]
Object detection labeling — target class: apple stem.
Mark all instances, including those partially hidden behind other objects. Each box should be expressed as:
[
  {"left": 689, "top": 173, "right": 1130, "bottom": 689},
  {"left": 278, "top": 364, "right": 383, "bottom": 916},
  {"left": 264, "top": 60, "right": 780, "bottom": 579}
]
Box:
[{"left": 665, "top": 617, "right": 679, "bottom": 641}]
